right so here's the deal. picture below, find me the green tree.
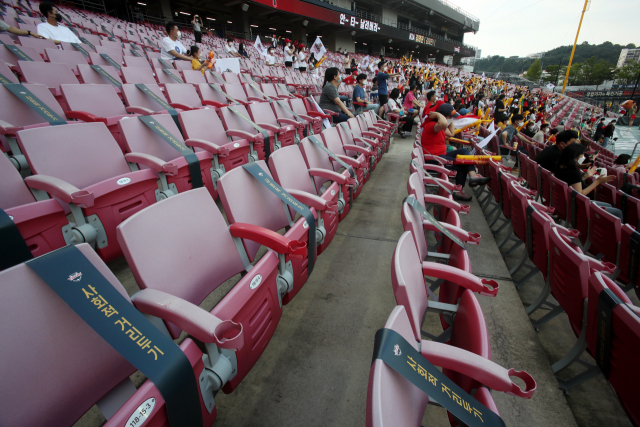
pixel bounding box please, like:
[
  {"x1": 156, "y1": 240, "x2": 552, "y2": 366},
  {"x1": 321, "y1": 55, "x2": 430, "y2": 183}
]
[
  {"x1": 525, "y1": 59, "x2": 542, "y2": 80},
  {"x1": 615, "y1": 62, "x2": 640, "y2": 85}
]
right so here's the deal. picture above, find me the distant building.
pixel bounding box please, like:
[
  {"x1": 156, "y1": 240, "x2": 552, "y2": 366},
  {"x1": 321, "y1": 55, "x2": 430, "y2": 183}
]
[
  {"x1": 527, "y1": 52, "x2": 545, "y2": 59},
  {"x1": 617, "y1": 48, "x2": 640, "y2": 68},
  {"x1": 475, "y1": 49, "x2": 481, "y2": 59}
]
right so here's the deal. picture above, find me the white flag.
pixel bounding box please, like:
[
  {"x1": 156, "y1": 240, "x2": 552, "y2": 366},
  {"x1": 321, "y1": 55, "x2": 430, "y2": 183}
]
[
  {"x1": 309, "y1": 36, "x2": 326, "y2": 61},
  {"x1": 254, "y1": 35, "x2": 267, "y2": 57},
  {"x1": 495, "y1": 71, "x2": 500, "y2": 78},
  {"x1": 416, "y1": 59, "x2": 420, "y2": 67},
  {"x1": 360, "y1": 55, "x2": 370, "y2": 69},
  {"x1": 478, "y1": 131, "x2": 496, "y2": 148},
  {"x1": 487, "y1": 120, "x2": 495, "y2": 133},
  {"x1": 481, "y1": 72, "x2": 485, "y2": 79},
  {"x1": 546, "y1": 83, "x2": 555, "y2": 90},
  {"x1": 369, "y1": 61, "x2": 377, "y2": 73}
]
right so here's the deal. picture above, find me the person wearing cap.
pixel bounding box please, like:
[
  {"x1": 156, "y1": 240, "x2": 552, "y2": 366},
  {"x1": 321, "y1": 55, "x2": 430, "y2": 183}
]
[
  {"x1": 284, "y1": 39, "x2": 294, "y2": 68},
  {"x1": 352, "y1": 73, "x2": 379, "y2": 114},
  {"x1": 421, "y1": 103, "x2": 490, "y2": 201}
]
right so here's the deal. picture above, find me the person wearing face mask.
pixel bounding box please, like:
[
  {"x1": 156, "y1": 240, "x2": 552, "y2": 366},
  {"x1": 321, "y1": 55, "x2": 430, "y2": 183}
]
[
  {"x1": 37, "y1": 3, "x2": 82, "y2": 44},
  {"x1": 283, "y1": 39, "x2": 294, "y2": 68},
  {"x1": 318, "y1": 67, "x2": 354, "y2": 124},
  {"x1": 160, "y1": 22, "x2": 191, "y2": 62},
  {"x1": 376, "y1": 61, "x2": 401, "y2": 118},
  {"x1": 224, "y1": 39, "x2": 241, "y2": 58},
  {"x1": 533, "y1": 123, "x2": 548, "y2": 144},
  {"x1": 421, "y1": 103, "x2": 490, "y2": 202},
  {"x1": 265, "y1": 47, "x2": 278, "y2": 67},
  {"x1": 521, "y1": 121, "x2": 536, "y2": 138},
  {"x1": 189, "y1": 45, "x2": 211, "y2": 76},
  {"x1": 535, "y1": 130, "x2": 578, "y2": 173},
  {"x1": 500, "y1": 114, "x2": 529, "y2": 172}
]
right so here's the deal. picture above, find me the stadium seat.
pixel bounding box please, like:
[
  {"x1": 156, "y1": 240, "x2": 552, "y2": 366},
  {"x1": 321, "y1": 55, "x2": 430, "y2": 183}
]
[
  {"x1": 121, "y1": 65, "x2": 157, "y2": 85},
  {"x1": 247, "y1": 101, "x2": 298, "y2": 148},
  {"x1": 268, "y1": 143, "x2": 342, "y2": 254},
  {"x1": 77, "y1": 64, "x2": 123, "y2": 95},
  {"x1": 117, "y1": 187, "x2": 307, "y2": 392},
  {"x1": 118, "y1": 113, "x2": 223, "y2": 199},
  {"x1": 163, "y1": 83, "x2": 208, "y2": 110},
  {"x1": 17, "y1": 122, "x2": 161, "y2": 262},
  {"x1": 0, "y1": 242, "x2": 237, "y2": 426},
  {"x1": 44, "y1": 48, "x2": 88, "y2": 77},
  {"x1": 121, "y1": 82, "x2": 173, "y2": 114},
  {"x1": 0, "y1": 153, "x2": 68, "y2": 261},
  {"x1": 321, "y1": 126, "x2": 370, "y2": 192},
  {"x1": 17, "y1": 60, "x2": 80, "y2": 110},
  {"x1": 218, "y1": 104, "x2": 274, "y2": 161},
  {"x1": 587, "y1": 202, "x2": 621, "y2": 267},
  {"x1": 221, "y1": 83, "x2": 252, "y2": 106},
  {"x1": 218, "y1": 160, "x2": 323, "y2": 304},
  {"x1": 182, "y1": 69, "x2": 207, "y2": 84}
]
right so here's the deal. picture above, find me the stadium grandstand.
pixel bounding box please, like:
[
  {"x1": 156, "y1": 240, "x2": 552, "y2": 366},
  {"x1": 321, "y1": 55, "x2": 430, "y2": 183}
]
[{"x1": 0, "y1": 0, "x2": 638, "y2": 427}]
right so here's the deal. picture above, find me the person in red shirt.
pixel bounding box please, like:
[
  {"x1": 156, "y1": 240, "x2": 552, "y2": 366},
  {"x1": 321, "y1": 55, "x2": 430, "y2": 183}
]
[{"x1": 421, "y1": 103, "x2": 490, "y2": 201}]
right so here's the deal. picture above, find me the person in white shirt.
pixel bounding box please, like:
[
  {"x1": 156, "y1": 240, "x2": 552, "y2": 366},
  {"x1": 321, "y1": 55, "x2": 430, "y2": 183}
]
[
  {"x1": 37, "y1": 3, "x2": 82, "y2": 44},
  {"x1": 160, "y1": 22, "x2": 191, "y2": 62},
  {"x1": 283, "y1": 39, "x2": 294, "y2": 68},
  {"x1": 224, "y1": 39, "x2": 241, "y2": 58},
  {"x1": 265, "y1": 47, "x2": 278, "y2": 67},
  {"x1": 297, "y1": 46, "x2": 307, "y2": 72}
]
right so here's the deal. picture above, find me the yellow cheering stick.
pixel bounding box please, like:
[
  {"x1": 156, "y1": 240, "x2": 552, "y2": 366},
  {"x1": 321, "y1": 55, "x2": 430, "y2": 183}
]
[
  {"x1": 456, "y1": 155, "x2": 502, "y2": 161},
  {"x1": 629, "y1": 155, "x2": 640, "y2": 173},
  {"x1": 448, "y1": 137, "x2": 472, "y2": 145},
  {"x1": 314, "y1": 56, "x2": 327, "y2": 68},
  {"x1": 453, "y1": 120, "x2": 482, "y2": 134}
]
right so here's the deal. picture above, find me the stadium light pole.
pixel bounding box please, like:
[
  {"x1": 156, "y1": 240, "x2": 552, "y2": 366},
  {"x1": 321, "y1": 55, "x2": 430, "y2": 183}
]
[{"x1": 561, "y1": 0, "x2": 590, "y2": 94}]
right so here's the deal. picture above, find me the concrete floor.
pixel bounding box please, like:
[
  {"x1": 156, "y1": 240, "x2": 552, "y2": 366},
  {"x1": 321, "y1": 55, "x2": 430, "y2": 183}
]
[{"x1": 74, "y1": 128, "x2": 633, "y2": 426}]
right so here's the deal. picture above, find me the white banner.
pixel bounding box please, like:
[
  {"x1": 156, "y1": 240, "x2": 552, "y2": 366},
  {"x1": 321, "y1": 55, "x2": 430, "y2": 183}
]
[
  {"x1": 309, "y1": 36, "x2": 326, "y2": 61},
  {"x1": 254, "y1": 35, "x2": 268, "y2": 57},
  {"x1": 478, "y1": 131, "x2": 497, "y2": 148},
  {"x1": 214, "y1": 58, "x2": 241, "y2": 74}
]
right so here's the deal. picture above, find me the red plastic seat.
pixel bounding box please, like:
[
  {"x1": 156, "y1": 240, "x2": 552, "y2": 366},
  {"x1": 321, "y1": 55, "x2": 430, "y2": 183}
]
[
  {"x1": 587, "y1": 202, "x2": 621, "y2": 266},
  {"x1": 221, "y1": 83, "x2": 251, "y2": 106},
  {"x1": 218, "y1": 104, "x2": 274, "y2": 161},
  {"x1": 17, "y1": 60, "x2": 79, "y2": 110},
  {"x1": 0, "y1": 243, "x2": 230, "y2": 426},
  {"x1": 76, "y1": 64, "x2": 123, "y2": 94},
  {"x1": 268, "y1": 143, "x2": 342, "y2": 254},
  {"x1": 44, "y1": 48, "x2": 88, "y2": 77},
  {"x1": 121, "y1": 65, "x2": 156, "y2": 84},
  {"x1": 290, "y1": 97, "x2": 325, "y2": 134},
  {"x1": 320, "y1": 126, "x2": 370, "y2": 194},
  {"x1": 182, "y1": 69, "x2": 206, "y2": 84},
  {"x1": 217, "y1": 161, "x2": 319, "y2": 304},
  {"x1": 121, "y1": 82, "x2": 173, "y2": 114},
  {"x1": 246, "y1": 101, "x2": 297, "y2": 148},
  {"x1": 549, "y1": 174, "x2": 570, "y2": 222},
  {"x1": 163, "y1": 83, "x2": 207, "y2": 110},
  {"x1": 17, "y1": 122, "x2": 161, "y2": 262}
]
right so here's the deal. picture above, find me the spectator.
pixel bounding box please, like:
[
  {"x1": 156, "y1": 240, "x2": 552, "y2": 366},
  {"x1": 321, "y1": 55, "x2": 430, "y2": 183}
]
[
  {"x1": 494, "y1": 94, "x2": 507, "y2": 123},
  {"x1": 265, "y1": 46, "x2": 277, "y2": 67},
  {"x1": 238, "y1": 43, "x2": 250, "y2": 58},
  {"x1": 602, "y1": 120, "x2": 616, "y2": 148},
  {"x1": 283, "y1": 39, "x2": 294, "y2": 68},
  {"x1": 403, "y1": 84, "x2": 421, "y2": 121},
  {"x1": 376, "y1": 61, "x2": 401, "y2": 117},
  {"x1": 629, "y1": 105, "x2": 638, "y2": 129},
  {"x1": 318, "y1": 67, "x2": 354, "y2": 124},
  {"x1": 37, "y1": 3, "x2": 82, "y2": 44},
  {"x1": 297, "y1": 45, "x2": 307, "y2": 73},
  {"x1": 344, "y1": 52, "x2": 351, "y2": 73},
  {"x1": 0, "y1": 19, "x2": 45, "y2": 39},
  {"x1": 500, "y1": 114, "x2": 528, "y2": 172},
  {"x1": 160, "y1": 22, "x2": 191, "y2": 62},
  {"x1": 224, "y1": 38, "x2": 241, "y2": 58},
  {"x1": 593, "y1": 117, "x2": 606, "y2": 142},
  {"x1": 370, "y1": 77, "x2": 378, "y2": 102},
  {"x1": 422, "y1": 90, "x2": 438, "y2": 118},
  {"x1": 420, "y1": 103, "x2": 490, "y2": 201},
  {"x1": 353, "y1": 73, "x2": 379, "y2": 114},
  {"x1": 189, "y1": 45, "x2": 210, "y2": 76},
  {"x1": 548, "y1": 128, "x2": 559, "y2": 144},
  {"x1": 613, "y1": 154, "x2": 631, "y2": 171},
  {"x1": 521, "y1": 121, "x2": 536, "y2": 138},
  {"x1": 535, "y1": 129, "x2": 578, "y2": 173},
  {"x1": 387, "y1": 88, "x2": 413, "y2": 138},
  {"x1": 191, "y1": 15, "x2": 202, "y2": 43},
  {"x1": 556, "y1": 120, "x2": 565, "y2": 132},
  {"x1": 533, "y1": 123, "x2": 549, "y2": 144},
  {"x1": 554, "y1": 144, "x2": 620, "y2": 218}
]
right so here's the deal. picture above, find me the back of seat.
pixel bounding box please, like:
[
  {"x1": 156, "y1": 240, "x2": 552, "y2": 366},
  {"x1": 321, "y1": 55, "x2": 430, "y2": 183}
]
[{"x1": 0, "y1": 83, "x2": 66, "y2": 130}]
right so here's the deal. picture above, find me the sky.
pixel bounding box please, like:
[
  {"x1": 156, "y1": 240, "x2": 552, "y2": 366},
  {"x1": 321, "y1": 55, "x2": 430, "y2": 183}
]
[{"x1": 449, "y1": 0, "x2": 638, "y2": 58}]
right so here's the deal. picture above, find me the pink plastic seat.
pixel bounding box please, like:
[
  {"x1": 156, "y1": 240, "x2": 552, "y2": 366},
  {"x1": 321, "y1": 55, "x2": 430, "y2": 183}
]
[
  {"x1": 94, "y1": 46, "x2": 124, "y2": 65},
  {"x1": 219, "y1": 104, "x2": 274, "y2": 161},
  {"x1": 247, "y1": 101, "x2": 297, "y2": 148},
  {"x1": 587, "y1": 202, "x2": 621, "y2": 266},
  {"x1": 0, "y1": 60, "x2": 19, "y2": 83},
  {"x1": 17, "y1": 60, "x2": 79, "y2": 110},
  {"x1": 182, "y1": 69, "x2": 206, "y2": 84},
  {"x1": 88, "y1": 51, "x2": 123, "y2": 76},
  {"x1": 118, "y1": 113, "x2": 225, "y2": 198},
  {"x1": 0, "y1": 242, "x2": 235, "y2": 426},
  {"x1": 117, "y1": 187, "x2": 306, "y2": 392},
  {"x1": 44, "y1": 48, "x2": 88, "y2": 77},
  {"x1": 223, "y1": 71, "x2": 241, "y2": 85},
  {"x1": 121, "y1": 65, "x2": 156, "y2": 84},
  {"x1": 243, "y1": 82, "x2": 270, "y2": 103},
  {"x1": 549, "y1": 174, "x2": 570, "y2": 222},
  {"x1": 268, "y1": 143, "x2": 342, "y2": 253},
  {"x1": 163, "y1": 83, "x2": 206, "y2": 110},
  {"x1": 221, "y1": 83, "x2": 251, "y2": 106},
  {"x1": 17, "y1": 122, "x2": 161, "y2": 262},
  {"x1": 121, "y1": 82, "x2": 173, "y2": 114},
  {"x1": 347, "y1": 117, "x2": 384, "y2": 162},
  {"x1": 77, "y1": 63, "x2": 123, "y2": 94},
  {"x1": 196, "y1": 82, "x2": 234, "y2": 109},
  {"x1": 218, "y1": 161, "x2": 319, "y2": 304},
  {"x1": 17, "y1": 36, "x2": 56, "y2": 59},
  {"x1": 122, "y1": 54, "x2": 151, "y2": 70},
  {"x1": 0, "y1": 153, "x2": 68, "y2": 261},
  {"x1": 585, "y1": 272, "x2": 640, "y2": 424},
  {"x1": 156, "y1": 68, "x2": 185, "y2": 85},
  {"x1": 179, "y1": 107, "x2": 252, "y2": 173},
  {"x1": 595, "y1": 182, "x2": 616, "y2": 206},
  {"x1": 336, "y1": 121, "x2": 379, "y2": 171}
]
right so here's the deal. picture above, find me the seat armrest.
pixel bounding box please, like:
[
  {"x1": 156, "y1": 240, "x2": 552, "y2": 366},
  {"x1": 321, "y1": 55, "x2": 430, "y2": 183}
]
[
  {"x1": 322, "y1": 110, "x2": 339, "y2": 117},
  {"x1": 247, "y1": 96, "x2": 265, "y2": 103},
  {"x1": 230, "y1": 223, "x2": 307, "y2": 258},
  {"x1": 65, "y1": 110, "x2": 107, "y2": 123},
  {"x1": 424, "y1": 154, "x2": 450, "y2": 165},
  {"x1": 255, "y1": 122, "x2": 281, "y2": 133},
  {"x1": 286, "y1": 189, "x2": 339, "y2": 213},
  {"x1": 586, "y1": 257, "x2": 616, "y2": 274},
  {"x1": 424, "y1": 194, "x2": 470, "y2": 214},
  {"x1": 357, "y1": 136, "x2": 382, "y2": 147},
  {"x1": 24, "y1": 175, "x2": 94, "y2": 207},
  {"x1": 202, "y1": 100, "x2": 227, "y2": 108},
  {"x1": 420, "y1": 340, "x2": 536, "y2": 399},
  {"x1": 277, "y1": 117, "x2": 304, "y2": 128},
  {"x1": 424, "y1": 177, "x2": 462, "y2": 192},
  {"x1": 125, "y1": 106, "x2": 154, "y2": 115},
  {"x1": 133, "y1": 289, "x2": 243, "y2": 350},
  {"x1": 422, "y1": 262, "x2": 498, "y2": 296},
  {"x1": 168, "y1": 102, "x2": 196, "y2": 111},
  {"x1": 124, "y1": 152, "x2": 179, "y2": 175},
  {"x1": 422, "y1": 220, "x2": 480, "y2": 245},
  {"x1": 334, "y1": 154, "x2": 365, "y2": 168},
  {"x1": 424, "y1": 163, "x2": 457, "y2": 177},
  {"x1": 343, "y1": 144, "x2": 372, "y2": 156},
  {"x1": 361, "y1": 130, "x2": 382, "y2": 139},
  {"x1": 308, "y1": 168, "x2": 356, "y2": 187},
  {"x1": 185, "y1": 138, "x2": 229, "y2": 156},
  {"x1": 226, "y1": 129, "x2": 262, "y2": 143},
  {"x1": 298, "y1": 113, "x2": 320, "y2": 122},
  {"x1": 531, "y1": 201, "x2": 554, "y2": 214}
]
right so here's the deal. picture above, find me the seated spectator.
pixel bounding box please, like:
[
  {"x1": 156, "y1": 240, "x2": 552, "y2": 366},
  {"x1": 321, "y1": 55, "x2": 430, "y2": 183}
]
[
  {"x1": 613, "y1": 154, "x2": 631, "y2": 172},
  {"x1": 238, "y1": 43, "x2": 250, "y2": 58},
  {"x1": 387, "y1": 88, "x2": 413, "y2": 138},
  {"x1": 402, "y1": 84, "x2": 421, "y2": 120},
  {"x1": 318, "y1": 67, "x2": 354, "y2": 124},
  {"x1": 533, "y1": 123, "x2": 549, "y2": 144},
  {"x1": 601, "y1": 120, "x2": 616, "y2": 148},
  {"x1": 548, "y1": 128, "x2": 559, "y2": 144},
  {"x1": 37, "y1": 3, "x2": 82, "y2": 44},
  {"x1": 353, "y1": 73, "x2": 379, "y2": 114},
  {"x1": 420, "y1": 103, "x2": 490, "y2": 201},
  {"x1": 554, "y1": 143, "x2": 620, "y2": 219},
  {"x1": 521, "y1": 121, "x2": 536, "y2": 138},
  {"x1": 225, "y1": 39, "x2": 242, "y2": 58},
  {"x1": 500, "y1": 114, "x2": 528, "y2": 172},
  {"x1": 1, "y1": 19, "x2": 45, "y2": 39},
  {"x1": 535, "y1": 129, "x2": 578, "y2": 173},
  {"x1": 189, "y1": 45, "x2": 211, "y2": 76},
  {"x1": 265, "y1": 46, "x2": 278, "y2": 67},
  {"x1": 161, "y1": 22, "x2": 191, "y2": 63},
  {"x1": 370, "y1": 77, "x2": 379, "y2": 102}
]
